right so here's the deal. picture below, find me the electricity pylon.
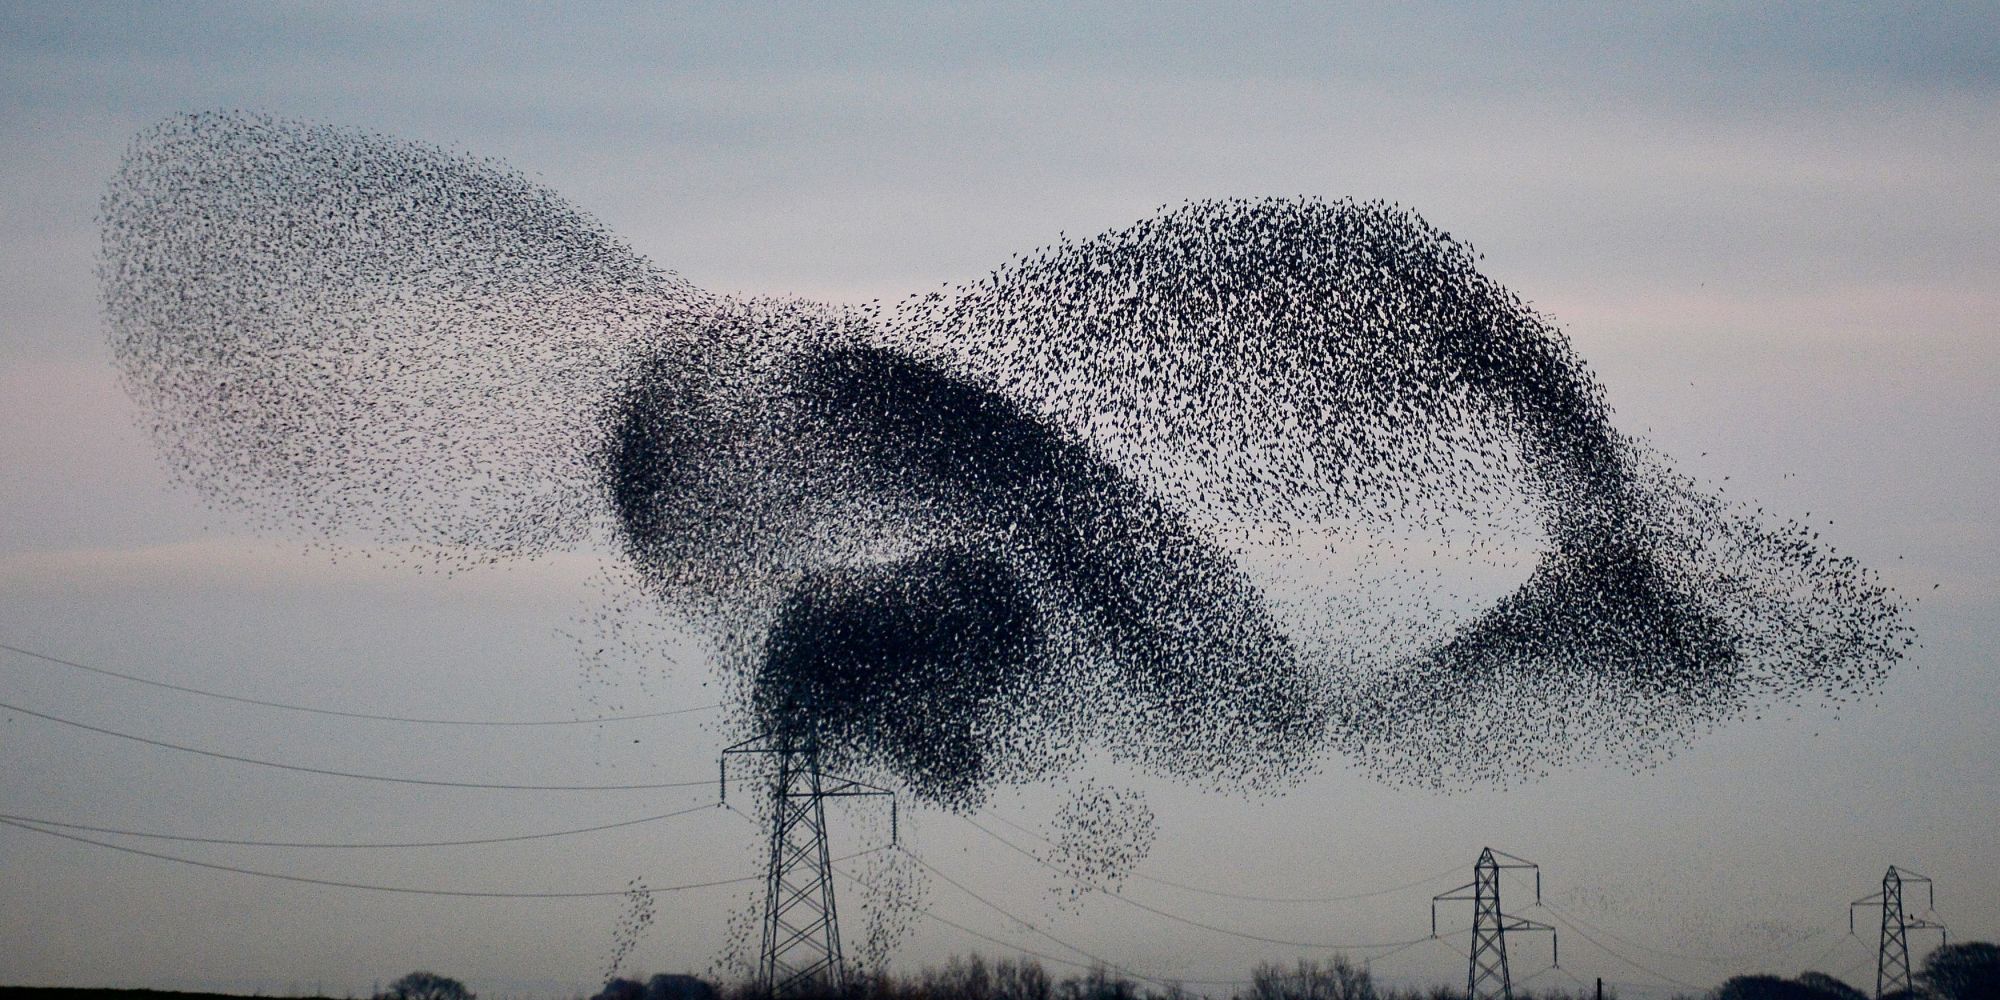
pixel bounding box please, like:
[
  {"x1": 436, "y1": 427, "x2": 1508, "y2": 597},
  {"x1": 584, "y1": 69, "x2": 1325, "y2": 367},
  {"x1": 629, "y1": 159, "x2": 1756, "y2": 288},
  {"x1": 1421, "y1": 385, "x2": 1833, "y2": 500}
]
[
  {"x1": 1434, "y1": 848, "x2": 1557, "y2": 1000},
  {"x1": 722, "y1": 732, "x2": 894, "y2": 998},
  {"x1": 1851, "y1": 866, "x2": 1947, "y2": 999}
]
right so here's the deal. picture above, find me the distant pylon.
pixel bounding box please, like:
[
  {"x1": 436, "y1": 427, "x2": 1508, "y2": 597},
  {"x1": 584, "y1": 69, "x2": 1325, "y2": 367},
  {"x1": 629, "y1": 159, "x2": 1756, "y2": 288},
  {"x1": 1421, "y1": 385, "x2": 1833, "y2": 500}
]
[
  {"x1": 722, "y1": 732, "x2": 895, "y2": 998},
  {"x1": 1851, "y1": 866, "x2": 1948, "y2": 999},
  {"x1": 1433, "y1": 848, "x2": 1557, "y2": 1000}
]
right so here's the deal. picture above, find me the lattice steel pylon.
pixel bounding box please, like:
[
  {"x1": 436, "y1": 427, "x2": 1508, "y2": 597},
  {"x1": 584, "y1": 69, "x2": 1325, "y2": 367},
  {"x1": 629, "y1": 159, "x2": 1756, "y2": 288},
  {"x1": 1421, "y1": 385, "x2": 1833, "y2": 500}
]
[
  {"x1": 1433, "y1": 848, "x2": 1557, "y2": 1000},
  {"x1": 1851, "y1": 866, "x2": 1948, "y2": 999},
  {"x1": 723, "y1": 732, "x2": 894, "y2": 998}
]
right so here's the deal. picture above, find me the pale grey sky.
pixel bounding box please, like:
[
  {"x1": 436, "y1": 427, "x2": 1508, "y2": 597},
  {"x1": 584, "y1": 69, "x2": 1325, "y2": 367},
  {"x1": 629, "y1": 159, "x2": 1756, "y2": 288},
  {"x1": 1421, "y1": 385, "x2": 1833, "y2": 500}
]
[{"x1": 2, "y1": 4, "x2": 1997, "y2": 998}]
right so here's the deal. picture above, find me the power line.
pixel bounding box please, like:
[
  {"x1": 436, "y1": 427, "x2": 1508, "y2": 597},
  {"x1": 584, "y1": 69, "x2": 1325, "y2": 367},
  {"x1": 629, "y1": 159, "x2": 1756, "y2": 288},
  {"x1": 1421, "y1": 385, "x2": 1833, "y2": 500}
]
[
  {"x1": 895, "y1": 844, "x2": 1158, "y2": 986},
  {"x1": 1551, "y1": 962, "x2": 1593, "y2": 992},
  {"x1": 961, "y1": 813, "x2": 1060, "y2": 868},
  {"x1": 2, "y1": 813, "x2": 891, "y2": 899},
  {"x1": 870, "y1": 879, "x2": 1107, "y2": 973},
  {"x1": 867, "y1": 843, "x2": 1454, "y2": 993},
  {"x1": 982, "y1": 809, "x2": 1461, "y2": 905},
  {"x1": 1133, "y1": 861, "x2": 1468, "y2": 905},
  {"x1": 0, "y1": 815, "x2": 750, "y2": 898},
  {"x1": 1514, "y1": 964, "x2": 1558, "y2": 989},
  {"x1": 1600, "y1": 980, "x2": 1693, "y2": 1000},
  {"x1": 1545, "y1": 905, "x2": 1832, "y2": 967},
  {"x1": 831, "y1": 862, "x2": 1249, "y2": 991},
  {"x1": 1377, "y1": 933, "x2": 1462, "y2": 965},
  {"x1": 830, "y1": 863, "x2": 1117, "y2": 977},
  {"x1": 1535, "y1": 903, "x2": 1708, "y2": 994},
  {"x1": 960, "y1": 813, "x2": 1432, "y2": 952},
  {"x1": 0, "y1": 800, "x2": 717, "y2": 849},
  {"x1": 0, "y1": 640, "x2": 719, "y2": 725},
  {"x1": 1106, "y1": 883, "x2": 1436, "y2": 952},
  {"x1": 1500, "y1": 872, "x2": 1832, "y2": 968},
  {"x1": 1795, "y1": 928, "x2": 1864, "y2": 974},
  {"x1": 847, "y1": 821, "x2": 1458, "y2": 993},
  {"x1": 1537, "y1": 897, "x2": 1834, "y2": 974},
  {"x1": 0, "y1": 698, "x2": 712, "y2": 791},
  {"x1": 1832, "y1": 948, "x2": 1876, "y2": 987}
]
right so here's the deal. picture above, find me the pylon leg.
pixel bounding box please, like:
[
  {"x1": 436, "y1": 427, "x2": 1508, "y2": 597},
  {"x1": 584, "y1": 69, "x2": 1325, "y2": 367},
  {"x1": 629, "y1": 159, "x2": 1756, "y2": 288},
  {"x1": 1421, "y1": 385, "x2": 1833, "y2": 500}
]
[
  {"x1": 1468, "y1": 848, "x2": 1514, "y2": 1000},
  {"x1": 1877, "y1": 869, "x2": 1909, "y2": 999},
  {"x1": 758, "y1": 740, "x2": 844, "y2": 998}
]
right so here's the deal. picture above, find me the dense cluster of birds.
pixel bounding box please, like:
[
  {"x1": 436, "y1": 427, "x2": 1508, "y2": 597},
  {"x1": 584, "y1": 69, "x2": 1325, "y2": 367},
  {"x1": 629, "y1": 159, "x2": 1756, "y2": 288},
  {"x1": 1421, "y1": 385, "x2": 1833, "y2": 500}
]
[
  {"x1": 606, "y1": 876, "x2": 658, "y2": 983},
  {"x1": 1046, "y1": 782, "x2": 1157, "y2": 908},
  {"x1": 103, "y1": 113, "x2": 1914, "y2": 809}
]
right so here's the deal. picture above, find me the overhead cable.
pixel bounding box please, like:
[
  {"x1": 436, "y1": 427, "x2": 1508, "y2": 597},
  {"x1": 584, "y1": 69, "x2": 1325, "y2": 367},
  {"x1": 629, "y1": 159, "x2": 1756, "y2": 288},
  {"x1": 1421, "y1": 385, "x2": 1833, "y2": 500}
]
[
  {"x1": 960, "y1": 813, "x2": 1434, "y2": 952},
  {"x1": 0, "y1": 698, "x2": 710, "y2": 791},
  {"x1": 982, "y1": 809, "x2": 1462, "y2": 905},
  {"x1": 0, "y1": 640, "x2": 718, "y2": 725},
  {"x1": 0, "y1": 815, "x2": 752, "y2": 897},
  {"x1": 0, "y1": 800, "x2": 716, "y2": 849}
]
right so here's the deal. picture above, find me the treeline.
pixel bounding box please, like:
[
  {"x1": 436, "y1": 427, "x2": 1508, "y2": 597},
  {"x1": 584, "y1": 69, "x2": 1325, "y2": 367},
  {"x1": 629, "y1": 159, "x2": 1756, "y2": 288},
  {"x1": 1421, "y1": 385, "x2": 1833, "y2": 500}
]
[
  {"x1": 590, "y1": 940, "x2": 1997, "y2": 1000},
  {"x1": 1707, "y1": 942, "x2": 2000, "y2": 1000},
  {"x1": 601, "y1": 954, "x2": 1597, "y2": 1000}
]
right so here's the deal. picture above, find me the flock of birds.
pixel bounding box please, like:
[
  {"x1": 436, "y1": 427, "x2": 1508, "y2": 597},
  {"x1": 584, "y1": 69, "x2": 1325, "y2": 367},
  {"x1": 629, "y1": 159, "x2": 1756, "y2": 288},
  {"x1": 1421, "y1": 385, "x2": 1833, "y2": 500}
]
[
  {"x1": 1046, "y1": 781, "x2": 1158, "y2": 909},
  {"x1": 101, "y1": 112, "x2": 1914, "y2": 817},
  {"x1": 607, "y1": 876, "x2": 658, "y2": 983}
]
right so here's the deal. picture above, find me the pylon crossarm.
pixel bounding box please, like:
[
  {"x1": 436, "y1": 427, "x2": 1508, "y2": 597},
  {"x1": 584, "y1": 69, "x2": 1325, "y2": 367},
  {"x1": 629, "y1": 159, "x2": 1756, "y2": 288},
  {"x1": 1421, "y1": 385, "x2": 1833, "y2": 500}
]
[
  {"x1": 1502, "y1": 917, "x2": 1557, "y2": 966},
  {"x1": 813, "y1": 788, "x2": 893, "y2": 800},
  {"x1": 1850, "y1": 897, "x2": 1884, "y2": 934},
  {"x1": 1432, "y1": 883, "x2": 1478, "y2": 937},
  {"x1": 1906, "y1": 917, "x2": 1948, "y2": 940},
  {"x1": 723, "y1": 734, "x2": 779, "y2": 754},
  {"x1": 1484, "y1": 852, "x2": 1543, "y2": 903},
  {"x1": 780, "y1": 772, "x2": 897, "y2": 845},
  {"x1": 718, "y1": 739, "x2": 766, "y2": 803},
  {"x1": 719, "y1": 730, "x2": 823, "y2": 803},
  {"x1": 1895, "y1": 872, "x2": 1937, "y2": 910},
  {"x1": 815, "y1": 772, "x2": 894, "y2": 796}
]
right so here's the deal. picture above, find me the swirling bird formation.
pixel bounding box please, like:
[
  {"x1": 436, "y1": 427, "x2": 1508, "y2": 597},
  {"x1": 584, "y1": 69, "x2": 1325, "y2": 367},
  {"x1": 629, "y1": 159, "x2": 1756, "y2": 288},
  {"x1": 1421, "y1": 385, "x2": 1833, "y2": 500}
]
[{"x1": 102, "y1": 112, "x2": 1913, "y2": 807}]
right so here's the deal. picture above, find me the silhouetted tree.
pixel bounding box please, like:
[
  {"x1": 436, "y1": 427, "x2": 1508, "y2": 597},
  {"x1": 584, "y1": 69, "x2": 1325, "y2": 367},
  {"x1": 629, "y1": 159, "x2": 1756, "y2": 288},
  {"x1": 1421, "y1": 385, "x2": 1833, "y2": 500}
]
[
  {"x1": 994, "y1": 958, "x2": 1055, "y2": 1000},
  {"x1": 923, "y1": 954, "x2": 995, "y2": 1000},
  {"x1": 1922, "y1": 943, "x2": 2000, "y2": 1000},
  {"x1": 376, "y1": 972, "x2": 474, "y2": 1000},
  {"x1": 595, "y1": 975, "x2": 718, "y2": 1000},
  {"x1": 1795, "y1": 972, "x2": 1867, "y2": 1000},
  {"x1": 595, "y1": 979, "x2": 647, "y2": 1000},
  {"x1": 1248, "y1": 956, "x2": 1375, "y2": 1000},
  {"x1": 1057, "y1": 965, "x2": 1138, "y2": 1000},
  {"x1": 650, "y1": 973, "x2": 721, "y2": 1000},
  {"x1": 1711, "y1": 975, "x2": 1840, "y2": 1000}
]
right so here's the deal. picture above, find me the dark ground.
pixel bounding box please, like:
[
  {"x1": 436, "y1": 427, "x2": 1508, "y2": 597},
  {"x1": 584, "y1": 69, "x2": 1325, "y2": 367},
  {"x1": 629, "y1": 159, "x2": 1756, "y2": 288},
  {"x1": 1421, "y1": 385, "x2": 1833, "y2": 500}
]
[{"x1": 2, "y1": 990, "x2": 338, "y2": 1000}]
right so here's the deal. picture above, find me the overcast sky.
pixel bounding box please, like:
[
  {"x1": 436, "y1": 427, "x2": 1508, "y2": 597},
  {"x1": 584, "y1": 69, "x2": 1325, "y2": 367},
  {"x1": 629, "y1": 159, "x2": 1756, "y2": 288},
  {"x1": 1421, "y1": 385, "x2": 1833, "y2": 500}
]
[{"x1": 2, "y1": 4, "x2": 1997, "y2": 998}]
